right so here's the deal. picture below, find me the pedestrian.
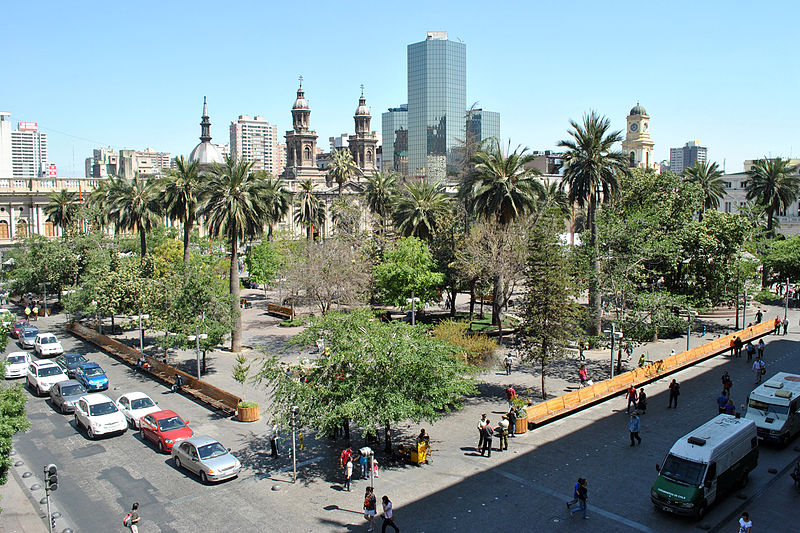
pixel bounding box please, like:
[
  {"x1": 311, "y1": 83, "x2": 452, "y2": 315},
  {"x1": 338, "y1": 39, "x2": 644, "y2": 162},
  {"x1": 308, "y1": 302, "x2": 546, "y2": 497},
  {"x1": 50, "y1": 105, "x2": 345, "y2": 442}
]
[
  {"x1": 569, "y1": 478, "x2": 588, "y2": 519},
  {"x1": 668, "y1": 379, "x2": 680, "y2": 408},
  {"x1": 757, "y1": 339, "x2": 765, "y2": 359},
  {"x1": 626, "y1": 385, "x2": 638, "y2": 413},
  {"x1": 480, "y1": 419, "x2": 494, "y2": 457},
  {"x1": 344, "y1": 457, "x2": 353, "y2": 491},
  {"x1": 578, "y1": 364, "x2": 589, "y2": 387},
  {"x1": 745, "y1": 341, "x2": 755, "y2": 361},
  {"x1": 738, "y1": 511, "x2": 752, "y2": 533},
  {"x1": 359, "y1": 449, "x2": 370, "y2": 479},
  {"x1": 505, "y1": 386, "x2": 517, "y2": 409},
  {"x1": 725, "y1": 398, "x2": 736, "y2": 415},
  {"x1": 722, "y1": 371, "x2": 733, "y2": 393},
  {"x1": 717, "y1": 390, "x2": 729, "y2": 414},
  {"x1": 363, "y1": 486, "x2": 377, "y2": 531},
  {"x1": 638, "y1": 353, "x2": 646, "y2": 367},
  {"x1": 566, "y1": 477, "x2": 582, "y2": 511},
  {"x1": 578, "y1": 343, "x2": 586, "y2": 361},
  {"x1": 783, "y1": 317, "x2": 789, "y2": 335},
  {"x1": 498, "y1": 415, "x2": 509, "y2": 451},
  {"x1": 504, "y1": 354, "x2": 513, "y2": 375},
  {"x1": 774, "y1": 316, "x2": 781, "y2": 335},
  {"x1": 32, "y1": 304, "x2": 39, "y2": 320},
  {"x1": 629, "y1": 411, "x2": 642, "y2": 446},
  {"x1": 372, "y1": 458, "x2": 380, "y2": 478},
  {"x1": 444, "y1": 294, "x2": 451, "y2": 310},
  {"x1": 507, "y1": 408, "x2": 517, "y2": 437},
  {"x1": 753, "y1": 358, "x2": 766, "y2": 384},
  {"x1": 756, "y1": 309, "x2": 763, "y2": 323},
  {"x1": 729, "y1": 336, "x2": 736, "y2": 357},
  {"x1": 381, "y1": 495, "x2": 399, "y2": 533},
  {"x1": 316, "y1": 337, "x2": 325, "y2": 353},
  {"x1": 477, "y1": 414, "x2": 487, "y2": 451},
  {"x1": 637, "y1": 388, "x2": 647, "y2": 413},
  {"x1": 24, "y1": 306, "x2": 30, "y2": 321},
  {"x1": 269, "y1": 422, "x2": 279, "y2": 458},
  {"x1": 733, "y1": 336, "x2": 743, "y2": 358},
  {"x1": 340, "y1": 445, "x2": 354, "y2": 469},
  {"x1": 127, "y1": 502, "x2": 140, "y2": 533}
]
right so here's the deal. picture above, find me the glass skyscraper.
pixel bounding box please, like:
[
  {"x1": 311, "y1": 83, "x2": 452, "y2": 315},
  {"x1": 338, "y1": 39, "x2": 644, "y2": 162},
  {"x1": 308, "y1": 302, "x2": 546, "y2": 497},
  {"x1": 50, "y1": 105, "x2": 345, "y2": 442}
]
[
  {"x1": 466, "y1": 109, "x2": 500, "y2": 146},
  {"x1": 381, "y1": 104, "x2": 408, "y2": 175},
  {"x1": 407, "y1": 32, "x2": 466, "y2": 181}
]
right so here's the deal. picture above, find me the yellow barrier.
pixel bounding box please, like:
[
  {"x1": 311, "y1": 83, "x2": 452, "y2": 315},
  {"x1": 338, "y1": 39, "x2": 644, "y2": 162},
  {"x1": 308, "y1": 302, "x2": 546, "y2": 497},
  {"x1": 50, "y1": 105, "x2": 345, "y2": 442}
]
[{"x1": 527, "y1": 320, "x2": 775, "y2": 426}]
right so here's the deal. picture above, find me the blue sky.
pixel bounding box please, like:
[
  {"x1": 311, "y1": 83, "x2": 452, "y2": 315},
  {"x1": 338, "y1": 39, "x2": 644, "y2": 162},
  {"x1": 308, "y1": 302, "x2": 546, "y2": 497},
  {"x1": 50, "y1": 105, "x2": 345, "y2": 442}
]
[{"x1": 3, "y1": 0, "x2": 798, "y2": 176}]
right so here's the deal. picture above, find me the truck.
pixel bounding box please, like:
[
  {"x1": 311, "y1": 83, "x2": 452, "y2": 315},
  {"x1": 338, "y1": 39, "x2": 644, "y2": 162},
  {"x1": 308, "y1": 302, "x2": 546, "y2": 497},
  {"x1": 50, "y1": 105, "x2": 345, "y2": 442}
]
[
  {"x1": 651, "y1": 414, "x2": 758, "y2": 518},
  {"x1": 744, "y1": 372, "x2": 800, "y2": 445}
]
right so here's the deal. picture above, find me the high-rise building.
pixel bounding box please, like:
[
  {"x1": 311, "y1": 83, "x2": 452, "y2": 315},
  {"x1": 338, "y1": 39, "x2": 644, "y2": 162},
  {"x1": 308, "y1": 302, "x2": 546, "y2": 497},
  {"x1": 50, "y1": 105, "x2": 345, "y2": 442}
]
[
  {"x1": 0, "y1": 112, "x2": 12, "y2": 179},
  {"x1": 466, "y1": 109, "x2": 500, "y2": 145},
  {"x1": 230, "y1": 115, "x2": 280, "y2": 175},
  {"x1": 382, "y1": 104, "x2": 408, "y2": 175},
  {"x1": 10, "y1": 121, "x2": 48, "y2": 178},
  {"x1": 118, "y1": 148, "x2": 172, "y2": 178},
  {"x1": 621, "y1": 103, "x2": 656, "y2": 170},
  {"x1": 407, "y1": 31, "x2": 466, "y2": 181},
  {"x1": 669, "y1": 141, "x2": 708, "y2": 174}
]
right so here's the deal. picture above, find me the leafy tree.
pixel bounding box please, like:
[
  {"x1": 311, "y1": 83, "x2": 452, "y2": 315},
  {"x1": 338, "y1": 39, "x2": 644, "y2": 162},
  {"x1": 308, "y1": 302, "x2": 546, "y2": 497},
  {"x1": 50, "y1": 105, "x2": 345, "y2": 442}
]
[
  {"x1": 365, "y1": 171, "x2": 399, "y2": 236},
  {"x1": 683, "y1": 161, "x2": 725, "y2": 219},
  {"x1": 0, "y1": 384, "x2": 30, "y2": 493},
  {"x1": 105, "y1": 174, "x2": 164, "y2": 257},
  {"x1": 293, "y1": 179, "x2": 326, "y2": 240},
  {"x1": 558, "y1": 111, "x2": 629, "y2": 335},
  {"x1": 245, "y1": 240, "x2": 283, "y2": 298},
  {"x1": 162, "y1": 156, "x2": 201, "y2": 263},
  {"x1": 7, "y1": 235, "x2": 78, "y2": 302},
  {"x1": 764, "y1": 234, "x2": 800, "y2": 282},
  {"x1": 519, "y1": 211, "x2": 583, "y2": 399},
  {"x1": 373, "y1": 237, "x2": 444, "y2": 311},
  {"x1": 328, "y1": 148, "x2": 357, "y2": 196},
  {"x1": 254, "y1": 309, "x2": 477, "y2": 452},
  {"x1": 44, "y1": 189, "x2": 78, "y2": 237},
  {"x1": 392, "y1": 180, "x2": 450, "y2": 241},
  {"x1": 429, "y1": 206, "x2": 465, "y2": 317},
  {"x1": 151, "y1": 239, "x2": 185, "y2": 279},
  {"x1": 198, "y1": 157, "x2": 271, "y2": 352}
]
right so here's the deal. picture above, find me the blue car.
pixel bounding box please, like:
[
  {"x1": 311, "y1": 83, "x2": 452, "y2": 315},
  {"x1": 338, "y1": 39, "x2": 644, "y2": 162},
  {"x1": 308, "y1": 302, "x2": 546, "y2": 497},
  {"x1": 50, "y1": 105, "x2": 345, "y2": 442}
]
[{"x1": 74, "y1": 362, "x2": 109, "y2": 391}]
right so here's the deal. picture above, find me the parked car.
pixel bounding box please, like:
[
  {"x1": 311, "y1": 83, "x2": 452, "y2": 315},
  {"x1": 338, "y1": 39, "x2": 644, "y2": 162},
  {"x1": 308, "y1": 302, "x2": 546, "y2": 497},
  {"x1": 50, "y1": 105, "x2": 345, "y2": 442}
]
[
  {"x1": 139, "y1": 410, "x2": 193, "y2": 453},
  {"x1": 74, "y1": 362, "x2": 109, "y2": 391},
  {"x1": 73, "y1": 393, "x2": 127, "y2": 439},
  {"x1": 11, "y1": 320, "x2": 30, "y2": 339},
  {"x1": 34, "y1": 333, "x2": 64, "y2": 357},
  {"x1": 116, "y1": 392, "x2": 160, "y2": 428},
  {"x1": 4, "y1": 351, "x2": 31, "y2": 379},
  {"x1": 49, "y1": 380, "x2": 88, "y2": 414},
  {"x1": 19, "y1": 327, "x2": 40, "y2": 349},
  {"x1": 54, "y1": 353, "x2": 88, "y2": 378},
  {"x1": 26, "y1": 360, "x2": 68, "y2": 396},
  {"x1": 0, "y1": 308, "x2": 16, "y2": 328},
  {"x1": 172, "y1": 435, "x2": 241, "y2": 484}
]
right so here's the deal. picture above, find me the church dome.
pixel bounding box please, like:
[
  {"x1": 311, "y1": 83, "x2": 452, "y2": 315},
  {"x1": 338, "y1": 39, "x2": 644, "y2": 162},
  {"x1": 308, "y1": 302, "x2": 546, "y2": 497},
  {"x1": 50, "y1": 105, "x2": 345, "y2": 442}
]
[
  {"x1": 189, "y1": 142, "x2": 223, "y2": 165},
  {"x1": 355, "y1": 95, "x2": 369, "y2": 116},
  {"x1": 293, "y1": 87, "x2": 309, "y2": 110},
  {"x1": 630, "y1": 104, "x2": 647, "y2": 116}
]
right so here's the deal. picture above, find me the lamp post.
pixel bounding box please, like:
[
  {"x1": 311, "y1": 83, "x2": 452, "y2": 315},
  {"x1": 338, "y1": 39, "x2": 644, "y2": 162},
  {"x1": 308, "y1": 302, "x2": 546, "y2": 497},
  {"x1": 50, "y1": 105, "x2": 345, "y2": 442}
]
[
  {"x1": 686, "y1": 310, "x2": 698, "y2": 351},
  {"x1": 138, "y1": 312, "x2": 150, "y2": 353},
  {"x1": 785, "y1": 277, "x2": 790, "y2": 321},
  {"x1": 406, "y1": 294, "x2": 420, "y2": 326},
  {"x1": 603, "y1": 325, "x2": 623, "y2": 378},
  {"x1": 291, "y1": 405, "x2": 299, "y2": 483},
  {"x1": 90, "y1": 299, "x2": 98, "y2": 333},
  {"x1": 187, "y1": 328, "x2": 208, "y2": 380}
]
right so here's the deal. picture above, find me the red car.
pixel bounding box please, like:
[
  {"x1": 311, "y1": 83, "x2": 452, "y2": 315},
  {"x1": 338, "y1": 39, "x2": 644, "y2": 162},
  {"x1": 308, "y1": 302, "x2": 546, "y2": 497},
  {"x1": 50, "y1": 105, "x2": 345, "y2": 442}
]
[
  {"x1": 139, "y1": 410, "x2": 193, "y2": 453},
  {"x1": 11, "y1": 320, "x2": 29, "y2": 339}
]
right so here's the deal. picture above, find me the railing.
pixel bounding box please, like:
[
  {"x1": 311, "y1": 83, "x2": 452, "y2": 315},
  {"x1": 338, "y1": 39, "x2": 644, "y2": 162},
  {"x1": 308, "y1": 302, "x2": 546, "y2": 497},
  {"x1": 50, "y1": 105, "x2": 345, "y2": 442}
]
[{"x1": 526, "y1": 320, "x2": 776, "y2": 426}]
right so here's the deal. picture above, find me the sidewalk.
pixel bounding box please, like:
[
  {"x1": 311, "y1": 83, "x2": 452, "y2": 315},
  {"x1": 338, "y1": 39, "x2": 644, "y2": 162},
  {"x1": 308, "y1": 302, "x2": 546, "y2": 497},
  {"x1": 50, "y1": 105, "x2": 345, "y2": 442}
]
[{"x1": 0, "y1": 462, "x2": 47, "y2": 533}]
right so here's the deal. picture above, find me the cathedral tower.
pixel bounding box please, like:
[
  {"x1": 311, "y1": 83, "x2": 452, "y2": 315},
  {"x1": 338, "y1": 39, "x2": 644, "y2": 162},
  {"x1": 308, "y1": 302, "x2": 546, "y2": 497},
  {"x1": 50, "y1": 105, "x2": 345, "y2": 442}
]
[
  {"x1": 621, "y1": 103, "x2": 655, "y2": 170},
  {"x1": 348, "y1": 88, "x2": 379, "y2": 175},
  {"x1": 282, "y1": 79, "x2": 321, "y2": 180}
]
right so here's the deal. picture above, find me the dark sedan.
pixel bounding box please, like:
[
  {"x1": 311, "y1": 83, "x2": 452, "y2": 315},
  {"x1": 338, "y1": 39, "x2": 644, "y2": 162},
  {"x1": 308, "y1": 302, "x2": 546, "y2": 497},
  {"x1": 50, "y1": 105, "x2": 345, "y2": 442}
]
[
  {"x1": 55, "y1": 353, "x2": 88, "y2": 378},
  {"x1": 49, "y1": 380, "x2": 88, "y2": 414}
]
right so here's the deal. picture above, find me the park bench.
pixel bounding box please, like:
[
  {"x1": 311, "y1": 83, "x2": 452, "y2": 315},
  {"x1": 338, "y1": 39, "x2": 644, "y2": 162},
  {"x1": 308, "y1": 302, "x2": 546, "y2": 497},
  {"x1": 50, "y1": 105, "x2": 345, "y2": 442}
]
[{"x1": 267, "y1": 303, "x2": 294, "y2": 320}]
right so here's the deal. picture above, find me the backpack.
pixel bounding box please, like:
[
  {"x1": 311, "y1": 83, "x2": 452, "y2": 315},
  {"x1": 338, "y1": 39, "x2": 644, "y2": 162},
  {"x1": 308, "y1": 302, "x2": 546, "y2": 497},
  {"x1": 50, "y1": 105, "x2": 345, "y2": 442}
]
[{"x1": 123, "y1": 513, "x2": 132, "y2": 527}]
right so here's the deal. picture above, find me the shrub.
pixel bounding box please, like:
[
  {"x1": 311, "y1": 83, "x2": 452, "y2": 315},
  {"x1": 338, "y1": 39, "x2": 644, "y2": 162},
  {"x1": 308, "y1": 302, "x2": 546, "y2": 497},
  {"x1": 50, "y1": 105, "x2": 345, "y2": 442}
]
[{"x1": 433, "y1": 319, "x2": 496, "y2": 367}]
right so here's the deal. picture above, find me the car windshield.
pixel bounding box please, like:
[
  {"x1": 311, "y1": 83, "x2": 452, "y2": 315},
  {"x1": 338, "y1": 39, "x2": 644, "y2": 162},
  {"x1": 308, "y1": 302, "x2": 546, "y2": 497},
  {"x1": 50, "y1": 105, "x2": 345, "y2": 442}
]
[
  {"x1": 661, "y1": 454, "x2": 706, "y2": 486},
  {"x1": 15, "y1": 322, "x2": 29, "y2": 329},
  {"x1": 748, "y1": 399, "x2": 789, "y2": 416},
  {"x1": 131, "y1": 398, "x2": 155, "y2": 410},
  {"x1": 61, "y1": 384, "x2": 85, "y2": 396},
  {"x1": 198, "y1": 442, "x2": 228, "y2": 459},
  {"x1": 89, "y1": 402, "x2": 118, "y2": 416},
  {"x1": 66, "y1": 355, "x2": 86, "y2": 364},
  {"x1": 23, "y1": 330, "x2": 38, "y2": 337},
  {"x1": 84, "y1": 367, "x2": 104, "y2": 377},
  {"x1": 38, "y1": 367, "x2": 63, "y2": 377},
  {"x1": 157, "y1": 416, "x2": 186, "y2": 431},
  {"x1": 40, "y1": 337, "x2": 56, "y2": 344},
  {"x1": 7, "y1": 355, "x2": 25, "y2": 364}
]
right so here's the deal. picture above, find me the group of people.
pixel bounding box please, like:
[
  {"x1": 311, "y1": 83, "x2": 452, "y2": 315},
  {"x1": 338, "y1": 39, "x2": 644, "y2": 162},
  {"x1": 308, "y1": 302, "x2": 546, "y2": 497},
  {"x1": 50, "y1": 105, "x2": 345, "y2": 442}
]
[
  {"x1": 361, "y1": 488, "x2": 399, "y2": 533},
  {"x1": 339, "y1": 447, "x2": 397, "y2": 532},
  {"x1": 23, "y1": 303, "x2": 40, "y2": 320},
  {"x1": 340, "y1": 445, "x2": 380, "y2": 490},
  {"x1": 477, "y1": 410, "x2": 516, "y2": 457},
  {"x1": 625, "y1": 385, "x2": 647, "y2": 413}
]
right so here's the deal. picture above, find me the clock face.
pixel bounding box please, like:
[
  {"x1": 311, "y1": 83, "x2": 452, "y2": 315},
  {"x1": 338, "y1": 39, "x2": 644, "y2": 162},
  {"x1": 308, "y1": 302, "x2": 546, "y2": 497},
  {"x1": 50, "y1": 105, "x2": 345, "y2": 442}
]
[{"x1": 630, "y1": 123, "x2": 639, "y2": 132}]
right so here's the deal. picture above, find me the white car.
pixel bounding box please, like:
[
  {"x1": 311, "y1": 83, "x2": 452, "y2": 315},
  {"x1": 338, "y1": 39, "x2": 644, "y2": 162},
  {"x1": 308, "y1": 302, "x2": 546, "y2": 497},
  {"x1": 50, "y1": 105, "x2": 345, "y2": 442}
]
[
  {"x1": 4, "y1": 351, "x2": 31, "y2": 379},
  {"x1": 26, "y1": 360, "x2": 69, "y2": 396},
  {"x1": 34, "y1": 333, "x2": 64, "y2": 357},
  {"x1": 116, "y1": 392, "x2": 161, "y2": 428},
  {"x1": 73, "y1": 394, "x2": 128, "y2": 439}
]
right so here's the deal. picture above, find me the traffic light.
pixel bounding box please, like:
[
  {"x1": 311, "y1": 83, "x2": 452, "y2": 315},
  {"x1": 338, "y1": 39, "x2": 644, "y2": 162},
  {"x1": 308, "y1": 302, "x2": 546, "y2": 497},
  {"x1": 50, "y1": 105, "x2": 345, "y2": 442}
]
[{"x1": 44, "y1": 464, "x2": 58, "y2": 492}]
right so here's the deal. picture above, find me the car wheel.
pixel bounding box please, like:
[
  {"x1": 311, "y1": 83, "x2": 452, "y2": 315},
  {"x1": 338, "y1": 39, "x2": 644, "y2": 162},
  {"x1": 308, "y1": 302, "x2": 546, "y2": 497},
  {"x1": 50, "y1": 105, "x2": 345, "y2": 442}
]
[
  {"x1": 60, "y1": 402, "x2": 68, "y2": 415},
  {"x1": 175, "y1": 456, "x2": 182, "y2": 470},
  {"x1": 158, "y1": 441, "x2": 165, "y2": 453},
  {"x1": 87, "y1": 426, "x2": 95, "y2": 440},
  {"x1": 200, "y1": 471, "x2": 208, "y2": 484},
  {"x1": 696, "y1": 504, "x2": 707, "y2": 520},
  {"x1": 74, "y1": 414, "x2": 80, "y2": 429},
  {"x1": 139, "y1": 428, "x2": 145, "y2": 440},
  {"x1": 35, "y1": 384, "x2": 42, "y2": 397}
]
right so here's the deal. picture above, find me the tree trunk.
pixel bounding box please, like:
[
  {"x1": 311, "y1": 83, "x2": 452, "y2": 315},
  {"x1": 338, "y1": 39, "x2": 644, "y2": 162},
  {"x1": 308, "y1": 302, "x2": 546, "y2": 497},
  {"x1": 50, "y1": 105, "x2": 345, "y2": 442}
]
[
  {"x1": 588, "y1": 200, "x2": 601, "y2": 336},
  {"x1": 541, "y1": 354, "x2": 547, "y2": 400},
  {"x1": 139, "y1": 223, "x2": 147, "y2": 258},
  {"x1": 384, "y1": 422, "x2": 392, "y2": 453},
  {"x1": 469, "y1": 280, "x2": 475, "y2": 320},
  {"x1": 449, "y1": 288, "x2": 457, "y2": 318},
  {"x1": 762, "y1": 210, "x2": 774, "y2": 288},
  {"x1": 183, "y1": 218, "x2": 192, "y2": 264},
  {"x1": 267, "y1": 225, "x2": 273, "y2": 242},
  {"x1": 343, "y1": 420, "x2": 350, "y2": 441},
  {"x1": 111, "y1": 313, "x2": 116, "y2": 335},
  {"x1": 230, "y1": 232, "x2": 242, "y2": 352},
  {"x1": 493, "y1": 273, "x2": 503, "y2": 342}
]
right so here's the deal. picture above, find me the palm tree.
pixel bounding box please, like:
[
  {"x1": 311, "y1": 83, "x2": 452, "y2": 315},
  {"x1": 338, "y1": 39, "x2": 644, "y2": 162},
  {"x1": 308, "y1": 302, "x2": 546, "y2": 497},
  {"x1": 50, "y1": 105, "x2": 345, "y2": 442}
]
[
  {"x1": 365, "y1": 171, "x2": 399, "y2": 235},
  {"x1": 86, "y1": 178, "x2": 113, "y2": 232},
  {"x1": 328, "y1": 149, "x2": 357, "y2": 196},
  {"x1": 44, "y1": 189, "x2": 78, "y2": 237},
  {"x1": 392, "y1": 180, "x2": 450, "y2": 241},
  {"x1": 534, "y1": 179, "x2": 571, "y2": 223},
  {"x1": 162, "y1": 156, "x2": 201, "y2": 263},
  {"x1": 683, "y1": 161, "x2": 725, "y2": 220},
  {"x1": 198, "y1": 157, "x2": 272, "y2": 352},
  {"x1": 746, "y1": 157, "x2": 800, "y2": 287},
  {"x1": 558, "y1": 111, "x2": 629, "y2": 335},
  {"x1": 261, "y1": 173, "x2": 291, "y2": 241},
  {"x1": 293, "y1": 179, "x2": 326, "y2": 240},
  {"x1": 461, "y1": 138, "x2": 542, "y2": 329},
  {"x1": 105, "y1": 174, "x2": 163, "y2": 257}
]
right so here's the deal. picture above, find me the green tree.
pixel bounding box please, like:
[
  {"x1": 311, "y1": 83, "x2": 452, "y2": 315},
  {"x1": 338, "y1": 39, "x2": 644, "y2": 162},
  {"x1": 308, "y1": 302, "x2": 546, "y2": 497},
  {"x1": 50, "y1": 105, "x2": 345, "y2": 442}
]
[
  {"x1": 0, "y1": 381, "x2": 30, "y2": 495},
  {"x1": 393, "y1": 180, "x2": 450, "y2": 241},
  {"x1": 293, "y1": 179, "x2": 326, "y2": 240},
  {"x1": 199, "y1": 157, "x2": 271, "y2": 352},
  {"x1": 328, "y1": 149, "x2": 357, "y2": 197},
  {"x1": 245, "y1": 240, "x2": 283, "y2": 298},
  {"x1": 373, "y1": 237, "x2": 444, "y2": 313},
  {"x1": 558, "y1": 110, "x2": 629, "y2": 335},
  {"x1": 162, "y1": 156, "x2": 201, "y2": 263},
  {"x1": 7, "y1": 235, "x2": 78, "y2": 302},
  {"x1": 254, "y1": 309, "x2": 477, "y2": 452},
  {"x1": 520, "y1": 212, "x2": 583, "y2": 399},
  {"x1": 105, "y1": 174, "x2": 164, "y2": 257},
  {"x1": 365, "y1": 171, "x2": 399, "y2": 236},
  {"x1": 764, "y1": 234, "x2": 800, "y2": 282},
  {"x1": 683, "y1": 160, "x2": 725, "y2": 219},
  {"x1": 44, "y1": 189, "x2": 78, "y2": 237}
]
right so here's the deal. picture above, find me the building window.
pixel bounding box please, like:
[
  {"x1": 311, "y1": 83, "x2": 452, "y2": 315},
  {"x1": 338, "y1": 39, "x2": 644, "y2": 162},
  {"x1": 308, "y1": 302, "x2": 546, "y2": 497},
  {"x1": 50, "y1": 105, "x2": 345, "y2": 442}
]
[
  {"x1": 366, "y1": 150, "x2": 373, "y2": 163},
  {"x1": 45, "y1": 221, "x2": 55, "y2": 237},
  {"x1": 724, "y1": 202, "x2": 732, "y2": 213},
  {"x1": 629, "y1": 152, "x2": 635, "y2": 167},
  {"x1": 741, "y1": 181, "x2": 748, "y2": 189},
  {"x1": 0, "y1": 221, "x2": 7, "y2": 239},
  {"x1": 15, "y1": 220, "x2": 27, "y2": 238},
  {"x1": 304, "y1": 146, "x2": 311, "y2": 161}
]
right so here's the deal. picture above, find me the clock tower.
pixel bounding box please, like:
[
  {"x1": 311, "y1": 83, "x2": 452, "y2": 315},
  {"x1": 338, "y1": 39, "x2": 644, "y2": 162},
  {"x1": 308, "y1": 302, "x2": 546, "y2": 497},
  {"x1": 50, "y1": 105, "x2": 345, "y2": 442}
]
[{"x1": 621, "y1": 103, "x2": 655, "y2": 170}]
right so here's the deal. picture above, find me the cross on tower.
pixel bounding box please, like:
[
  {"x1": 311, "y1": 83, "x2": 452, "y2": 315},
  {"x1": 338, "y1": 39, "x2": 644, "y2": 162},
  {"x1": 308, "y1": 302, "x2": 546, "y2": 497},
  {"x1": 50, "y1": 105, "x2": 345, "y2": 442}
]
[
  {"x1": 360, "y1": 84, "x2": 365, "y2": 95},
  {"x1": 298, "y1": 75, "x2": 303, "y2": 87}
]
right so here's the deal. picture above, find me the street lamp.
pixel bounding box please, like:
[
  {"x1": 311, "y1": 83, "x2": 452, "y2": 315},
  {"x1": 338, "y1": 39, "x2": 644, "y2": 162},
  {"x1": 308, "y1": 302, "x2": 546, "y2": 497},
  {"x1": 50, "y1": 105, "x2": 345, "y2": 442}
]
[
  {"x1": 406, "y1": 295, "x2": 420, "y2": 326},
  {"x1": 187, "y1": 329, "x2": 208, "y2": 380},
  {"x1": 138, "y1": 313, "x2": 150, "y2": 353},
  {"x1": 291, "y1": 405, "x2": 299, "y2": 483},
  {"x1": 684, "y1": 310, "x2": 698, "y2": 351},
  {"x1": 603, "y1": 325, "x2": 623, "y2": 378}
]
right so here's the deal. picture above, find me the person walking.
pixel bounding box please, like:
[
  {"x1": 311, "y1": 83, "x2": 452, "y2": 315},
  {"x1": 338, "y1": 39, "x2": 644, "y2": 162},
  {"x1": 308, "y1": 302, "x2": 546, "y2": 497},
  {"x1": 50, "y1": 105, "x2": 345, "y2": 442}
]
[
  {"x1": 783, "y1": 317, "x2": 789, "y2": 335},
  {"x1": 745, "y1": 341, "x2": 755, "y2": 361},
  {"x1": 566, "y1": 477, "x2": 582, "y2": 511},
  {"x1": 363, "y1": 486, "x2": 377, "y2": 531},
  {"x1": 381, "y1": 495, "x2": 399, "y2": 533},
  {"x1": 774, "y1": 316, "x2": 781, "y2": 335},
  {"x1": 477, "y1": 414, "x2": 487, "y2": 451},
  {"x1": 733, "y1": 336, "x2": 743, "y2": 358},
  {"x1": 505, "y1": 386, "x2": 517, "y2": 409},
  {"x1": 340, "y1": 445, "x2": 354, "y2": 469},
  {"x1": 637, "y1": 388, "x2": 647, "y2": 413},
  {"x1": 722, "y1": 371, "x2": 733, "y2": 393},
  {"x1": 717, "y1": 390, "x2": 729, "y2": 414},
  {"x1": 568, "y1": 478, "x2": 588, "y2": 519},
  {"x1": 480, "y1": 419, "x2": 494, "y2": 457},
  {"x1": 24, "y1": 306, "x2": 31, "y2": 321},
  {"x1": 757, "y1": 339, "x2": 765, "y2": 359},
  {"x1": 629, "y1": 412, "x2": 642, "y2": 446},
  {"x1": 344, "y1": 457, "x2": 353, "y2": 491},
  {"x1": 498, "y1": 415, "x2": 509, "y2": 451},
  {"x1": 31, "y1": 304, "x2": 39, "y2": 320},
  {"x1": 753, "y1": 358, "x2": 766, "y2": 384},
  {"x1": 359, "y1": 448, "x2": 370, "y2": 480},
  {"x1": 579, "y1": 364, "x2": 589, "y2": 387},
  {"x1": 668, "y1": 379, "x2": 680, "y2": 408},
  {"x1": 725, "y1": 398, "x2": 736, "y2": 415},
  {"x1": 504, "y1": 354, "x2": 513, "y2": 375},
  {"x1": 269, "y1": 422, "x2": 279, "y2": 458},
  {"x1": 756, "y1": 309, "x2": 763, "y2": 323},
  {"x1": 626, "y1": 385, "x2": 638, "y2": 413},
  {"x1": 507, "y1": 408, "x2": 517, "y2": 437},
  {"x1": 127, "y1": 502, "x2": 140, "y2": 533},
  {"x1": 738, "y1": 512, "x2": 752, "y2": 533}
]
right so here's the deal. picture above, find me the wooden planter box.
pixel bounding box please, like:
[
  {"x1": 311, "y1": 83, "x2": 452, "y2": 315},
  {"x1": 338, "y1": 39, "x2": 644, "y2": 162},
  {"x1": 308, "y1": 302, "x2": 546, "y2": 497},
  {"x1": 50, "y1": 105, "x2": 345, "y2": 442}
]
[
  {"x1": 237, "y1": 404, "x2": 260, "y2": 422},
  {"x1": 515, "y1": 414, "x2": 528, "y2": 434}
]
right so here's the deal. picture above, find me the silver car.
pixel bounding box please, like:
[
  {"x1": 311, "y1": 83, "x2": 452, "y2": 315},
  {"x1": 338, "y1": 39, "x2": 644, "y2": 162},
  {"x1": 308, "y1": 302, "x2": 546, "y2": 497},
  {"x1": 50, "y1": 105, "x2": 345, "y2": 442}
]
[
  {"x1": 49, "y1": 380, "x2": 88, "y2": 414},
  {"x1": 171, "y1": 435, "x2": 241, "y2": 483}
]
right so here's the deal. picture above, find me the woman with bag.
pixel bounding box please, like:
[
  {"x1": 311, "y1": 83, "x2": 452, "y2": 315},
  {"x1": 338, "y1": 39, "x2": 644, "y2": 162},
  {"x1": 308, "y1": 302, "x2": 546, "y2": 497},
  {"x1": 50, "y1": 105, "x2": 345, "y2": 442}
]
[{"x1": 363, "y1": 486, "x2": 377, "y2": 531}]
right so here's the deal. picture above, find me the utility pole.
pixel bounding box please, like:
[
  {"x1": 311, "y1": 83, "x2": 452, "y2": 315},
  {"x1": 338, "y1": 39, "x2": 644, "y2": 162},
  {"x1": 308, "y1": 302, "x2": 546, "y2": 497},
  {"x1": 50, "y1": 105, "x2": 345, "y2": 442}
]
[
  {"x1": 785, "y1": 277, "x2": 790, "y2": 321},
  {"x1": 291, "y1": 406, "x2": 299, "y2": 483}
]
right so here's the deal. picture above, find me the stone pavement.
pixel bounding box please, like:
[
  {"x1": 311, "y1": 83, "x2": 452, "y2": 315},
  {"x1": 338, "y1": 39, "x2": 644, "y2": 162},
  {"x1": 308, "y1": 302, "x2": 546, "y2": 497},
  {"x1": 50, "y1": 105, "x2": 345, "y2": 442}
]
[{"x1": 0, "y1": 467, "x2": 47, "y2": 533}]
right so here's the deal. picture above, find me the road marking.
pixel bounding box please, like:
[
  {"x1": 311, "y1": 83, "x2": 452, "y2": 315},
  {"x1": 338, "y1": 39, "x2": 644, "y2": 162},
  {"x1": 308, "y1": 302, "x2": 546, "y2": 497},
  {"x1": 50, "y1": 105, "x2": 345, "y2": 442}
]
[{"x1": 494, "y1": 469, "x2": 658, "y2": 533}]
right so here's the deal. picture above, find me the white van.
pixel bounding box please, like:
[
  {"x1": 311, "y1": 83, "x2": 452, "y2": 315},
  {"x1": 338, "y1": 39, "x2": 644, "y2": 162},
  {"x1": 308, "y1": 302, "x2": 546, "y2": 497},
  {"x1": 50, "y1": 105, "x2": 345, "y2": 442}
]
[
  {"x1": 744, "y1": 372, "x2": 800, "y2": 445},
  {"x1": 651, "y1": 415, "x2": 758, "y2": 518}
]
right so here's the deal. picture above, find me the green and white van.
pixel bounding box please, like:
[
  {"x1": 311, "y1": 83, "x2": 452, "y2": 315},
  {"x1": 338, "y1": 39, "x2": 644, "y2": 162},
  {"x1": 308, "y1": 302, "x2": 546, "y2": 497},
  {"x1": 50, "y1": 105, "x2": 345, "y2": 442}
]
[
  {"x1": 651, "y1": 414, "x2": 758, "y2": 518},
  {"x1": 744, "y1": 372, "x2": 800, "y2": 445}
]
